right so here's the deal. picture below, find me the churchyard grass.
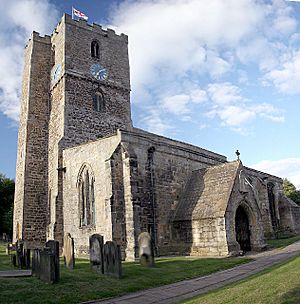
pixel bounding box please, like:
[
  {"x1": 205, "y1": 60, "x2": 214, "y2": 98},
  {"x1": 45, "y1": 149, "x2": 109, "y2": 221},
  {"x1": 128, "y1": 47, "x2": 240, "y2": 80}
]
[
  {"x1": 266, "y1": 233, "x2": 300, "y2": 249},
  {"x1": 0, "y1": 241, "x2": 251, "y2": 304},
  {"x1": 181, "y1": 254, "x2": 300, "y2": 304}
]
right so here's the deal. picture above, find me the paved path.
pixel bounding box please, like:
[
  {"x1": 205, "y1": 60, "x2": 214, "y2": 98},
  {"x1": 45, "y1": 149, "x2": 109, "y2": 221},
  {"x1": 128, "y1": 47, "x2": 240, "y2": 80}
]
[
  {"x1": 0, "y1": 270, "x2": 32, "y2": 278},
  {"x1": 85, "y1": 241, "x2": 300, "y2": 304}
]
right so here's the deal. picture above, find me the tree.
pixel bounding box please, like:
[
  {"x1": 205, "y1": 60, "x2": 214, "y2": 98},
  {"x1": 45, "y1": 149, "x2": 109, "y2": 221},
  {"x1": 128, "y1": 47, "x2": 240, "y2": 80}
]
[
  {"x1": 0, "y1": 173, "x2": 15, "y2": 237},
  {"x1": 283, "y1": 178, "x2": 300, "y2": 206}
]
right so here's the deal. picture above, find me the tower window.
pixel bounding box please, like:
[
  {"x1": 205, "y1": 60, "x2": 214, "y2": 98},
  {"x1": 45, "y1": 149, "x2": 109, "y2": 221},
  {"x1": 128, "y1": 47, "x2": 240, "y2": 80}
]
[
  {"x1": 91, "y1": 40, "x2": 99, "y2": 58},
  {"x1": 78, "y1": 164, "x2": 95, "y2": 227},
  {"x1": 93, "y1": 92, "x2": 105, "y2": 112}
]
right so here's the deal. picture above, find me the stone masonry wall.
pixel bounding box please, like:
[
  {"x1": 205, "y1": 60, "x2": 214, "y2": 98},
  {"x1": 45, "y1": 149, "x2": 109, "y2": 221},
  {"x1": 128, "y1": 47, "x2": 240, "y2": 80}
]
[
  {"x1": 13, "y1": 32, "x2": 52, "y2": 246},
  {"x1": 119, "y1": 129, "x2": 227, "y2": 257},
  {"x1": 62, "y1": 134, "x2": 120, "y2": 256},
  {"x1": 47, "y1": 14, "x2": 132, "y2": 248}
]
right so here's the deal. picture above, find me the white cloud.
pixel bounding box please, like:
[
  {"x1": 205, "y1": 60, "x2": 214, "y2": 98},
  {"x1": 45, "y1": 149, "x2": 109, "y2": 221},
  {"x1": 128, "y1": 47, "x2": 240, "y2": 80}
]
[
  {"x1": 207, "y1": 82, "x2": 243, "y2": 105},
  {"x1": 110, "y1": 0, "x2": 268, "y2": 105},
  {"x1": 265, "y1": 50, "x2": 300, "y2": 93},
  {"x1": 205, "y1": 83, "x2": 284, "y2": 129},
  {"x1": 0, "y1": 0, "x2": 59, "y2": 121},
  {"x1": 161, "y1": 94, "x2": 190, "y2": 115},
  {"x1": 251, "y1": 158, "x2": 300, "y2": 189},
  {"x1": 140, "y1": 108, "x2": 173, "y2": 135}
]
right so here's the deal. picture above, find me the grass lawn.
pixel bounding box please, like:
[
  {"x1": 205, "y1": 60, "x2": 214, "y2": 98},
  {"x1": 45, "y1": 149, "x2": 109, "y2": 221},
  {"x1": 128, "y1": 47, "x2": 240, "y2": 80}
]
[
  {"x1": 182, "y1": 254, "x2": 300, "y2": 304},
  {"x1": 0, "y1": 242, "x2": 251, "y2": 304},
  {"x1": 266, "y1": 234, "x2": 300, "y2": 249}
]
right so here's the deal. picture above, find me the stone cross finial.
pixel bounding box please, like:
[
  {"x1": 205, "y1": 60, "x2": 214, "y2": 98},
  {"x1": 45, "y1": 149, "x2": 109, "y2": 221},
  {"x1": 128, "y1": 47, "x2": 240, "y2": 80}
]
[{"x1": 235, "y1": 149, "x2": 240, "y2": 160}]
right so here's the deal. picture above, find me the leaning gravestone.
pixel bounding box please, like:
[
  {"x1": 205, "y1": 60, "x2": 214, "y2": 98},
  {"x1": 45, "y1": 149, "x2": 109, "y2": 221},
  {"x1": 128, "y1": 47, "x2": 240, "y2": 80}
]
[
  {"x1": 46, "y1": 240, "x2": 60, "y2": 282},
  {"x1": 89, "y1": 234, "x2": 104, "y2": 274},
  {"x1": 39, "y1": 248, "x2": 56, "y2": 283},
  {"x1": 63, "y1": 233, "x2": 75, "y2": 269},
  {"x1": 103, "y1": 241, "x2": 122, "y2": 278},
  {"x1": 138, "y1": 232, "x2": 155, "y2": 267}
]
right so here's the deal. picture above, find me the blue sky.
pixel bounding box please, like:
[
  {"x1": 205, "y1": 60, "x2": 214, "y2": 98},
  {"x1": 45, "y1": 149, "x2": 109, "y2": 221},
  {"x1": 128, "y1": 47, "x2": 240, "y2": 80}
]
[{"x1": 0, "y1": 0, "x2": 300, "y2": 188}]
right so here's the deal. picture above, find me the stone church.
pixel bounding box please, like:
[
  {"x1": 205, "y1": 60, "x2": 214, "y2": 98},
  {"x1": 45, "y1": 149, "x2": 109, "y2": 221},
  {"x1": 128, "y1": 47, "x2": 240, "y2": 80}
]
[{"x1": 13, "y1": 14, "x2": 300, "y2": 261}]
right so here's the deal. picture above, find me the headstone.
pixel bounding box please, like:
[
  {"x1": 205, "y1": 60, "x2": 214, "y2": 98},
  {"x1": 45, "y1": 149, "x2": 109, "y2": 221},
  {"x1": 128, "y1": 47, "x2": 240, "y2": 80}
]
[
  {"x1": 11, "y1": 254, "x2": 17, "y2": 267},
  {"x1": 39, "y1": 248, "x2": 56, "y2": 283},
  {"x1": 2, "y1": 233, "x2": 7, "y2": 242},
  {"x1": 138, "y1": 232, "x2": 155, "y2": 267},
  {"x1": 89, "y1": 234, "x2": 104, "y2": 274},
  {"x1": 103, "y1": 241, "x2": 122, "y2": 278},
  {"x1": 46, "y1": 240, "x2": 60, "y2": 281},
  {"x1": 32, "y1": 249, "x2": 41, "y2": 278},
  {"x1": 16, "y1": 240, "x2": 24, "y2": 268},
  {"x1": 23, "y1": 242, "x2": 31, "y2": 269},
  {"x1": 63, "y1": 233, "x2": 75, "y2": 269}
]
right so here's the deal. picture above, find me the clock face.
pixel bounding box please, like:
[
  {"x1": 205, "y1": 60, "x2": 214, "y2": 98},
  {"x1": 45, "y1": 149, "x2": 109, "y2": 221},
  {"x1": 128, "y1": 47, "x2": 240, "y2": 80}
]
[
  {"x1": 90, "y1": 63, "x2": 108, "y2": 81},
  {"x1": 52, "y1": 64, "x2": 61, "y2": 83}
]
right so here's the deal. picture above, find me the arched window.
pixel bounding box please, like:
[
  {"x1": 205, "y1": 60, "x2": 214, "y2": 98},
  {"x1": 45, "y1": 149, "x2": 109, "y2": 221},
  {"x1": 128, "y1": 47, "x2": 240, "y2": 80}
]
[
  {"x1": 93, "y1": 92, "x2": 105, "y2": 112},
  {"x1": 91, "y1": 40, "x2": 99, "y2": 58},
  {"x1": 267, "y1": 183, "x2": 278, "y2": 230},
  {"x1": 78, "y1": 164, "x2": 95, "y2": 227}
]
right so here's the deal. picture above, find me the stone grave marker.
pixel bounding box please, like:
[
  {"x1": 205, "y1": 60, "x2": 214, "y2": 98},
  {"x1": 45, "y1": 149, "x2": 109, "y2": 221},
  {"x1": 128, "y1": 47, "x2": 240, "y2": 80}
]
[
  {"x1": 63, "y1": 233, "x2": 75, "y2": 269},
  {"x1": 39, "y1": 248, "x2": 56, "y2": 284},
  {"x1": 45, "y1": 240, "x2": 60, "y2": 282},
  {"x1": 103, "y1": 241, "x2": 122, "y2": 278},
  {"x1": 89, "y1": 234, "x2": 104, "y2": 274},
  {"x1": 23, "y1": 241, "x2": 31, "y2": 269},
  {"x1": 32, "y1": 249, "x2": 41, "y2": 278},
  {"x1": 138, "y1": 232, "x2": 155, "y2": 267},
  {"x1": 16, "y1": 240, "x2": 24, "y2": 268}
]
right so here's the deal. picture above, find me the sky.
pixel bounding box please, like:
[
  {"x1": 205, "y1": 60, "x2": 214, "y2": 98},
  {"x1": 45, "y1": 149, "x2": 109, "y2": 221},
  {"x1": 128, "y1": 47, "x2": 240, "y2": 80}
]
[{"x1": 0, "y1": 0, "x2": 300, "y2": 189}]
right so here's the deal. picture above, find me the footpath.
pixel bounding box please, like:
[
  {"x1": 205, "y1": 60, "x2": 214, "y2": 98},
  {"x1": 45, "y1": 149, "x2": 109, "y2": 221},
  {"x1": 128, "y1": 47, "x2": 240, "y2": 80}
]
[{"x1": 85, "y1": 241, "x2": 300, "y2": 304}]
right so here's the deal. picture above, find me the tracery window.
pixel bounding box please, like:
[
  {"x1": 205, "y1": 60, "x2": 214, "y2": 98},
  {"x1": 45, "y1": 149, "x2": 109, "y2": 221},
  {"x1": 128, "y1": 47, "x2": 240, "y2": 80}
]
[
  {"x1": 91, "y1": 40, "x2": 99, "y2": 58},
  {"x1": 78, "y1": 164, "x2": 95, "y2": 227},
  {"x1": 93, "y1": 92, "x2": 105, "y2": 112}
]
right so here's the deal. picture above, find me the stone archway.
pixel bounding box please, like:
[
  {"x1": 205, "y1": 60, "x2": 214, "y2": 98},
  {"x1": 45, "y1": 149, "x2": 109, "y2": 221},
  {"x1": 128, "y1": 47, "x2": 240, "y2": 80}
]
[{"x1": 235, "y1": 206, "x2": 251, "y2": 251}]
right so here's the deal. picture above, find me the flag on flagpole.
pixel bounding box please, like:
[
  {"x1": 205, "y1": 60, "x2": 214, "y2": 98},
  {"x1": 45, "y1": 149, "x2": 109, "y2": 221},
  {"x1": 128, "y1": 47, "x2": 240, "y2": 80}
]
[{"x1": 72, "y1": 7, "x2": 88, "y2": 20}]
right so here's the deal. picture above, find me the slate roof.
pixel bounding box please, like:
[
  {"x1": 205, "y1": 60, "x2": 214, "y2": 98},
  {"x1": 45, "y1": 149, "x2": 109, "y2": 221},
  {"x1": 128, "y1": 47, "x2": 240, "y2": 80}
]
[{"x1": 173, "y1": 161, "x2": 241, "y2": 221}]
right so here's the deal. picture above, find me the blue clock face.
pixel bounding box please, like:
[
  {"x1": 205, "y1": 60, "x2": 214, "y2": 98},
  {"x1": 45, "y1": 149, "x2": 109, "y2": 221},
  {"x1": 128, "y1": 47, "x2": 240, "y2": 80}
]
[
  {"x1": 52, "y1": 64, "x2": 61, "y2": 83},
  {"x1": 90, "y1": 63, "x2": 108, "y2": 80}
]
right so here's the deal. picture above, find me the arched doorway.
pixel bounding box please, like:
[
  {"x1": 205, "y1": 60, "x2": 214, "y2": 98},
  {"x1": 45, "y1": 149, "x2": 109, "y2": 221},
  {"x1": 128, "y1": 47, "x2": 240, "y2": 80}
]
[{"x1": 235, "y1": 206, "x2": 251, "y2": 251}]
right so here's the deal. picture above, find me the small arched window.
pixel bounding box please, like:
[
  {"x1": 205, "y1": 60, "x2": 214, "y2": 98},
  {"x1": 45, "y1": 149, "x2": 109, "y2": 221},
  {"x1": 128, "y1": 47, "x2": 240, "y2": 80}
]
[
  {"x1": 93, "y1": 92, "x2": 105, "y2": 112},
  {"x1": 78, "y1": 164, "x2": 95, "y2": 227},
  {"x1": 91, "y1": 40, "x2": 99, "y2": 58}
]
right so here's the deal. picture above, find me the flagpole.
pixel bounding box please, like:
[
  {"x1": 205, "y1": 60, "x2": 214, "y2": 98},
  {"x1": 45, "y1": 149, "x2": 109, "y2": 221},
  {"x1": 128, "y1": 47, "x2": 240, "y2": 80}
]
[{"x1": 72, "y1": 6, "x2": 74, "y2": 20}]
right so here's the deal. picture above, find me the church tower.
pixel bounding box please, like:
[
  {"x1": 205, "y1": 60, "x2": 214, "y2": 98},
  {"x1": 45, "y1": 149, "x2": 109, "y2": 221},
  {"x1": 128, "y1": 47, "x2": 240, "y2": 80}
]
[{"x1": 13, "y1": 14, "x2": 132, "y2": 247}]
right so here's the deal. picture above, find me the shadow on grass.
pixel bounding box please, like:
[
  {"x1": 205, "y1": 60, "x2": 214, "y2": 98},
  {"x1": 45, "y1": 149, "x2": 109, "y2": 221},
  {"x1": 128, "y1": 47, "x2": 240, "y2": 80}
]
[{"x1": 280, "y1": 287, "x2": 300, "y2": 304}]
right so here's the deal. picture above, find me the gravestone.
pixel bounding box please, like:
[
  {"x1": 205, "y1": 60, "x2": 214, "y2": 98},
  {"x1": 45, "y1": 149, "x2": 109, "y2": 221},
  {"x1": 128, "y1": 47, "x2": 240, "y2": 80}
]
[
  {"x1": 45, "y1": 240, "x2": 60, "y2": 281},
  {"x1": 39, "y1": 248, "x2": 56, "y2": 283},
  {"x1": 103, "y1": 241, "x2": 122, "y2": 278},
  {"x1": 32, "y1": 249, "x2": 41, "y2": 278},
  {"x1": 16, "y1": 240, "x2": 24, "y2": 268},
  {"x1": 89, "y1": 234, "x2": 104, "y2": 274},
  {"x1": 138, "y1": 232, "x2": 155, "y2": 267},
  {"x1": 63, "y1": 233, "x2": 75, "y2": 269},
  {"x1": 23, "y1": 242, "x2": 31, "y2": 269}
]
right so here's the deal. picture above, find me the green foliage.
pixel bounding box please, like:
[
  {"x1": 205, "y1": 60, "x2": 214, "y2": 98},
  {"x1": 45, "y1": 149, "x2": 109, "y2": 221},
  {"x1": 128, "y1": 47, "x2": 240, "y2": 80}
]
[
  {"x1": 0, "y1": 241, "x2": 251, "y2": 304},
  {"x1": 283, "y1": 178, "x2": 300, "y2": 205},
  {"x1": 0, "y1": 174, "x2": 15, "y2": 237}
]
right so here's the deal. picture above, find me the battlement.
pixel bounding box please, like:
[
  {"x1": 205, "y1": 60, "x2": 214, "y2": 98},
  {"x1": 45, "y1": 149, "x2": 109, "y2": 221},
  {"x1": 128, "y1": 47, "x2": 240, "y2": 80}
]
[
  {"x1": 53, "y1": 13, "x2": 128, "y2": 42},
  {"x1": 25, "y1": 31, "x2": 51, "y2": 48}
]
